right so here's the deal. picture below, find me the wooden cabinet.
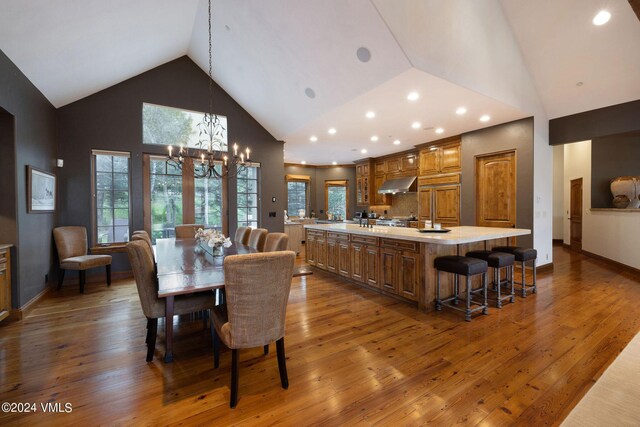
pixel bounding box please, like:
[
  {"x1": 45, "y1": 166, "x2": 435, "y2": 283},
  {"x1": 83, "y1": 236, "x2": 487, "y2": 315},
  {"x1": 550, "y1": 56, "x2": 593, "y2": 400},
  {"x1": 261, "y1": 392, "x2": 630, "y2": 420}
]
[
  {"x1": 284, "y1": 223, "x2": 303, "y2": 255},
  {"x1": 419, "y1": 187, "x2": 433, "y2": 224},
  {"x1": 385, "y1": 157, "x2": 401, "y2": 174},
  {"x1": 315, "y1": 234, "x2": 327, "y2": 270},
  {"x1": 379, "y1": 240, "x2": 420, "y2": 301},
  {"x1": 350, "y1": 242, "x2": 365, "y2": 283},
  {"x1": 373, "y1": 175, "x2": 390, "y2": 206},
  {"x1": 305, "y1": 230, "x2": 327, "y2": 268},
  {"x1": 397, "y1": 251, "x2": 420, "y2": 301},
  {"x1": 0, "y1": 246, "x2": 12, "y2": 323},
  {"x1": 419, "y1": 139, "x2": 461, "y2": 176},
  {"x1": 401, "y1": 153, "x2": 418, "y2": 172},
  {"x1": 380, "y1": 247, "x2": 398, "y2": 293},
  {"x1": 305, "y1": 231, "x2": 317, "y2": 266},
  {"x1": 326, "y1": 232, "x2": 349, "y2": 275},
  {"x1": 419, "y1": 184, "x2": 460, "y2": 228},
  {"x1": 326, "y1": 238, "x2": 338, "y2": 273},
  {"x1": 350, "y1": 235, "x2": 379, "y2": 287},
  {"x1": 364, "y1": 245, "x2": 379, "y2": 288},
  {"x1": 338, "y1": 241, "x2": 350, "y2": 277},
  {"x1": 356, "y1": 160, "x2": 373, "y2": 206},
  {"x1": 375, "y1": 161, "x2": 385, "y2": 175}
]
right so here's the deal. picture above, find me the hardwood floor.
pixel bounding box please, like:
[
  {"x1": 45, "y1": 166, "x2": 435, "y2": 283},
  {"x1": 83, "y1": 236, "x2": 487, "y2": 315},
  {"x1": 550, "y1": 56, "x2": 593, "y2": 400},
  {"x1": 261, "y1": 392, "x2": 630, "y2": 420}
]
[{"x1": 1, "y1": 245, "x2": 639, "y2": 426}]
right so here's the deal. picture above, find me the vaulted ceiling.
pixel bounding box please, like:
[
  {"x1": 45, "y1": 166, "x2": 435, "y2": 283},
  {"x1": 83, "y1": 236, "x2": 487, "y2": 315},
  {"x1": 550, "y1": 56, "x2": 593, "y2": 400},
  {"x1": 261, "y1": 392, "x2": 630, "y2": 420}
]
[{"x1": 1, "y1": 0, "x2": 638, "y2": 164}]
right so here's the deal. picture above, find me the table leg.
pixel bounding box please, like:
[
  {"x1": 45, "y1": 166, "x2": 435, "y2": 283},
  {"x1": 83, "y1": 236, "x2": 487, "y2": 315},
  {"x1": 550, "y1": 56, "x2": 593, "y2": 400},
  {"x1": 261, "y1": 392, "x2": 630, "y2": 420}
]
[{"x1": 164, "y1": 296, "x2": 174, "y2": 363}]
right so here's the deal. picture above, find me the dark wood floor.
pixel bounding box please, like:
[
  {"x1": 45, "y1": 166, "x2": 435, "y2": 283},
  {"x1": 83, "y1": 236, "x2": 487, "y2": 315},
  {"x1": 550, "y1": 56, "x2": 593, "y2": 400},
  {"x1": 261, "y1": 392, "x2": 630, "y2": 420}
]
[{"x1": 1, "y1": 245, "x2": 639, "y2": 426}]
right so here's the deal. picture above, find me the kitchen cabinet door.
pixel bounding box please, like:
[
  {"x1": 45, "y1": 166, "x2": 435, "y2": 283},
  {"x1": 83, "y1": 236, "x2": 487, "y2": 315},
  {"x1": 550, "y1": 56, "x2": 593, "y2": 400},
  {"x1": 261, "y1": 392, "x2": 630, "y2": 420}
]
[
  {"x1": 375, "y1": 161, "x2": 385, "y2": 175},
  {"x1": 441, "y1": 142, "x2": 461, "y2": 172},
  {"x1": 350, "y1": 242, "x2": 365, "y2": 283},
  {"x1": 434, "y1": 185, "x2": 460, "y2": 226},
  {"x1": 305, "y1": 234, "x2": 317, "y2": 266},
  {"x1": 402, "y1": 153, "x2": 417, "y2": 172},
  {"x1": 397, "y1": 250, "x2": 420, "y2": 301},
  {"x1": 326, "y1": 238, "x2": 338, "y2": 273},
  {"x1": 419, "y1": 188, "x2": 433, "y2": 223},
  {"x1": 364, "y1": 245, "x2": 379, "y2": 288},
  {"x1": 338, "y1": 241, "x2": 351, "y2": 277},
  {"x1": 380, "y1": 248, "x2": 398, "y2": 293},
  {"x1": 419, "y1": 149, "x2": 439, "y2": 175},
  {"x1": 385, "y1": 158, "x2": 401, "y2": 174},
  {"x1": 316, "y1": 236, "x2": 327, "y2": 270}
]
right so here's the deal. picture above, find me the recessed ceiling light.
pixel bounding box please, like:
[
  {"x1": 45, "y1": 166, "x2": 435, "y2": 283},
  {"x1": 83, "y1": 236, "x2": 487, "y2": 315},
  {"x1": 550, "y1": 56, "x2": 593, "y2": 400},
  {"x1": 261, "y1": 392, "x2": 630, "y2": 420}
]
[
  {"x1": 357, "y1": 47, "x2": 371, "y2": 63},
  {"x1": 456, "y1": 107, "x2": 467, "y2": 115},
  {"x1": 407, "y1": 92, "x2": 419, "y2": 101},
  {"x1": 360, "y1": 149, "x2": 368, "y2": 154},
  {"x1": 479, "y1": 115, "x2": 491, "y2": 122},
  {"x1": 309, "y1": 136, "x2": 317, "y2": 142},
  {"x1": 301, "y1": 160, "x2": 306, "y2": 164},
  {"x1": 370, "y1": 135, "x2": 378, "y2": 142},
  {"x1": 393, "y1": 139, "x2": 401, "y2": 145},
  {"x1": 365, "y1": 111, "x2": 375, "y2": 119},
  {"x1": 435, "y1": 128, "x2": 444, "y2": 134},
  {"x1": 332, "y1": 161, "x2": 337, "y2": 165},
  {"x1": 328, "y1": 128, "x2": 337, "y2": 135},
  {"x1": 411, "y1": 121, "x2": 421, "y2": 129},
  {"x1": 304, "y1": 88, "x2": 316, "y2": 99},
  {"x1": 593, "y1": 10, "x2": 611, "y2": 26}
]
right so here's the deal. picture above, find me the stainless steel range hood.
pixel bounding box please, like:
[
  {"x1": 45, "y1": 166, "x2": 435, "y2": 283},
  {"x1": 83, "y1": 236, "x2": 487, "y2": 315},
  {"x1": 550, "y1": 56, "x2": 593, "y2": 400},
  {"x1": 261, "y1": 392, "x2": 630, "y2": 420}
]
[{"x1": 377, "y1": 176, "x2": 417, "y2": 194}]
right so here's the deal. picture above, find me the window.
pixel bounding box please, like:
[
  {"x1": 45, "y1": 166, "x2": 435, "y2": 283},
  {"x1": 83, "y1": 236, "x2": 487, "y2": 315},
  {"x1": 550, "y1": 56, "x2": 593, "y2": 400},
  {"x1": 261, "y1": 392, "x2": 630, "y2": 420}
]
[
  {"x1": 325, "y1": 180, "x2": 349, "y2": 219},
  {"x1": 92, "y1": 150, "x2": 131, "y2": 243},
  {"x1": 285, "y1": 174, "x2": 310, "y2": 217},
  {"x1": 149, "y1": 157, "x2": 183, "y2": 242},
  {"x1": 237, "y1": 164, "x2": 260, "y2": 228},
  {"x1": 194, "y1": 162, "x2": 223, "y2": 231},
  {"x1": 142, "y1": 103, "x2": 228, "y2": 151}
]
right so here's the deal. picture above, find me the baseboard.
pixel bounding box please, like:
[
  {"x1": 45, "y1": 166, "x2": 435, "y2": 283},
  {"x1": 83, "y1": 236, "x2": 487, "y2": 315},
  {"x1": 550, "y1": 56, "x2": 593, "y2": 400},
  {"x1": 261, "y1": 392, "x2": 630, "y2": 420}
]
[
  {"x1": 580, "y1": 250, "x2": 640, "y2": 275},
  {"x1": 552, "y1": 239, "x2": 563, "y2": 246},
  {"x1": 537, "y1": 263, "x2": 554, "y2": 273},
  {"x1": 8, "y1": 282, "x2": 56, "y2": 321}
]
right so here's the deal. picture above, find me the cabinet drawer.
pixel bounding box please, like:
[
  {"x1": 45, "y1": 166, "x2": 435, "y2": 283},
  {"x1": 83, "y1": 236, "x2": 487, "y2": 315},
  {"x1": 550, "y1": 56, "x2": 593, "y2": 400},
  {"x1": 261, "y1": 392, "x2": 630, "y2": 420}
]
[
  {"x1": 351, "y1": 235, "x2": 378, "y2": 246},
  {"x1": 380, "y1": 238, "x2": 419, "y2": 252},
  {"x1": 418, "y1": 174, "x2": 460, "y2": 186},
  {"x1": 327, "y1": 231, "x2": 349, "y2": 241},
  {"x1": 307, "y1": 230, "x2": 326, "y2": 238}
]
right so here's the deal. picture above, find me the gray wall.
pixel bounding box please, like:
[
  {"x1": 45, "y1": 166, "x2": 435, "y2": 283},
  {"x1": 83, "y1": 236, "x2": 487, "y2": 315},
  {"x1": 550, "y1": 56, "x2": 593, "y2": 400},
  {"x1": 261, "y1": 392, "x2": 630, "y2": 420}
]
[
  {"x1": 0, "y1": 49, "x2": 58, "y2": 307},
  {"x1": 591, "y1": 132, "x2": 640, "y2": 208},
  {"x1": 57, "y1": 56, "x2": 284, "y2": 271},
  {"x1": 284, "y1": 165, "x2": 356, "y2": 219},
  {"x1": 461, "y1": 117, "x2": 534, "y2": 248},
  {"x1": 550, "y1": 100, "x2": 640, "y2": 145}
]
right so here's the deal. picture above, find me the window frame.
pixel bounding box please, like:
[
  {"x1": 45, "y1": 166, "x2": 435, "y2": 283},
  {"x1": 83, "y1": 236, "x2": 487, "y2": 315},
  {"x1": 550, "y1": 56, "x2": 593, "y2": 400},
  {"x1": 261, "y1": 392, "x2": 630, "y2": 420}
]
[
  {"x1": 285, "y1": 174, "x2": 311, "y2": 217},
  {"x1": 236, "y1": 162, "x2": 261, "y2": 229},
  {"x1": 91, "y1": 149, "x2": 132, "y2": 245},
  {"x1": 324, "y1": 179, "x2": 349, "y2": 219}
]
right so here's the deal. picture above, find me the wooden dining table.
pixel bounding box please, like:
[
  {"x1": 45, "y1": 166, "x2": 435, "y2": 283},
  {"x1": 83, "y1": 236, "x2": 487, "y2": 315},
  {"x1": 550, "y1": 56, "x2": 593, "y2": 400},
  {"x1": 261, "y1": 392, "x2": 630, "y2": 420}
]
[
  {"x1": 155, "y1": 238, "x2": 256, "y2": 362},
  {"x1": 155, "y1": 237, "x2": 312, "y2": 363}
]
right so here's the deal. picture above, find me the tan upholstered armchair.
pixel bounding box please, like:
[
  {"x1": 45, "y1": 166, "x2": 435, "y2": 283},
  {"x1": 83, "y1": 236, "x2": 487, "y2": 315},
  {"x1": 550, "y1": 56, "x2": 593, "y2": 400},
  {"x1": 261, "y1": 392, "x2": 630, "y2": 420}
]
[
  {"x1": 53, "y1": 226, "x2": 112, "y2": 293},
  {"x1": 212, "y1": 251, "x2": 296, "y2": 407},
  {"x1": 126, "y1": 240, "x2": 216, "y2": 362},
  {"x1": 234, "y1": 226, "x2": 251, "y2": 245},
  {"x1": 175, "y1": 224, "x2": 204, "y2": 239},
  {"x1": 248, "y1": 228, "x2": 268, "y2": 252},
  {"x1": 264, "y1": 233, "x2": 289, "y2": 252}
]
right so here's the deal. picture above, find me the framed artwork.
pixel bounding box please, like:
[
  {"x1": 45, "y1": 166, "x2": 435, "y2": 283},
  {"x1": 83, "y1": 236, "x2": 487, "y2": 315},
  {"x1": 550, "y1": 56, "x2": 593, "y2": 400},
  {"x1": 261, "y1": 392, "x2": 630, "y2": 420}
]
[{"x1": 27, "y1": 166, "x2": 56, "y2": 213}]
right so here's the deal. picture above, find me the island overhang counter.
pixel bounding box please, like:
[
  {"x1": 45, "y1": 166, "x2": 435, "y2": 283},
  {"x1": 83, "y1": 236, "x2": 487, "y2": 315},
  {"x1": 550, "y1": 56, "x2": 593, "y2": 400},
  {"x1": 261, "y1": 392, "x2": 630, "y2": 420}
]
[{"x1": 303, "y1": 224, "x2": 531, "y2": 311}]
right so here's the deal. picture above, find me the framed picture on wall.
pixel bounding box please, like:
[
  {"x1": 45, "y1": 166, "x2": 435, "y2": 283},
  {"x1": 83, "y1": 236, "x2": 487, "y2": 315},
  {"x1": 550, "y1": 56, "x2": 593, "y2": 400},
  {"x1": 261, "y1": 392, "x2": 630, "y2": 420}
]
[{"x1": 27, "y1": 165, "x2": 56, "y2": 213}]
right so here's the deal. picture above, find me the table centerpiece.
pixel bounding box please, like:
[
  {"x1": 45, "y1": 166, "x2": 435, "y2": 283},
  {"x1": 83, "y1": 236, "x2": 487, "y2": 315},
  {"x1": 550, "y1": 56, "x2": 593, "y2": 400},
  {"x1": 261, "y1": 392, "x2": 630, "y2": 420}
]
[{"x1": 195, "y1": 228, "x2": 232, "y2": 256}]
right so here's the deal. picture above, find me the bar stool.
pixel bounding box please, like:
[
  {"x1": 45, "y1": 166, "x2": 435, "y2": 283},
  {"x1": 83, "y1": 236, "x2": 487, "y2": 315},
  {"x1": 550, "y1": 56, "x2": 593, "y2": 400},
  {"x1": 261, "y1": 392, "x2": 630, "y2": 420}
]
[
  {"x1": 434, "y1": 255, "x2": 488, "y2": 322},
  {"x1": 492, "y1": 246, "x2": 537, "y2": 297},
  {"x1": 466, "y1": 250, "x2": 515, "y2": 308}
]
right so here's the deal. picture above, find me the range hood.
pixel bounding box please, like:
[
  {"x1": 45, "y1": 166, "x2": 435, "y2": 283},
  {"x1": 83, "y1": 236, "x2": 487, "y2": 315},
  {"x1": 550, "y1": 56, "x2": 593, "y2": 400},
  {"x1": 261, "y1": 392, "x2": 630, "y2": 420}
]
[{"x1": 377, "y1": 176, "x2": 417, "y2": 194}]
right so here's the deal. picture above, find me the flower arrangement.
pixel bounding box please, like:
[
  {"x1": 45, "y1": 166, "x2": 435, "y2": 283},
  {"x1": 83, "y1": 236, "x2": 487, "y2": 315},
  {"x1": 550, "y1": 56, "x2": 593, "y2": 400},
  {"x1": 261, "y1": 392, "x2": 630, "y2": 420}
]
[{"x1": 195, "y1": 228, "x2": 232, "y2": 253}]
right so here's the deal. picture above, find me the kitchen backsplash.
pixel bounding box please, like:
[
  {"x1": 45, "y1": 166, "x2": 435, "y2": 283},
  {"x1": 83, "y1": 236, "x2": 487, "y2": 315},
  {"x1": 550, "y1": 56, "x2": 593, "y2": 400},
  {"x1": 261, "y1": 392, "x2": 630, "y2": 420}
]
[{"x1": 369, "y1": 193, "x2": 418, "y2": 218}]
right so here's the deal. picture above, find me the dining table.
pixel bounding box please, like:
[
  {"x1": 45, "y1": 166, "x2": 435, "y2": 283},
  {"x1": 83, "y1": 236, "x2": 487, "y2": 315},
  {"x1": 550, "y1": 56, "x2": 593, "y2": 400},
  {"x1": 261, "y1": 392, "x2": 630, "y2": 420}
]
[{"x1": 155, "y1": 237, "x2": 312, "y2": 363}]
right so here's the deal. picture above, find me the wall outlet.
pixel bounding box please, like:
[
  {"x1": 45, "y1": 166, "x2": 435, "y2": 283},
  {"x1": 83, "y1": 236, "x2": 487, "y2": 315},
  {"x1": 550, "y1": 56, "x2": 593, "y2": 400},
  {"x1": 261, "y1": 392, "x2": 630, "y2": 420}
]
[{"x1": 269, "y1": 211, "x2": 276, "y2": 217}]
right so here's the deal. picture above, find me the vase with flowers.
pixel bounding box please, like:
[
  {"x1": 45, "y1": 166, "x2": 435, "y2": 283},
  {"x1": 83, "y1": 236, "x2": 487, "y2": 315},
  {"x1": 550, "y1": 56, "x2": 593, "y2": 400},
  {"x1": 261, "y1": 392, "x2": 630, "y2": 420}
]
[{"x1": 195, "y1": 228, "x2": 232, "y2": 256}]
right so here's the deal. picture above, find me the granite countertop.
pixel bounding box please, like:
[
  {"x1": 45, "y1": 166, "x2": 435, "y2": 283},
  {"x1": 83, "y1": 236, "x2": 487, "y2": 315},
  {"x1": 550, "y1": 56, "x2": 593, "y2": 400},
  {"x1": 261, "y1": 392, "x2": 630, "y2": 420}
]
[
  {"x1": 0, "y1": 243, "x2": 13, "y2": 250},
  {"x1": 303, "y1": 224, "x2": 530, "y2": 245}
]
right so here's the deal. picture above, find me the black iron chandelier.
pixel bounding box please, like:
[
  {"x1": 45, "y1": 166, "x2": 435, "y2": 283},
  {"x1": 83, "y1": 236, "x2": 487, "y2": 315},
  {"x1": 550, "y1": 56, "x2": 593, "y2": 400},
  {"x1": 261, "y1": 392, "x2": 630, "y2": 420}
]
[{"x1": 167, "y1": 0, "x2": 250, "y2": 179}]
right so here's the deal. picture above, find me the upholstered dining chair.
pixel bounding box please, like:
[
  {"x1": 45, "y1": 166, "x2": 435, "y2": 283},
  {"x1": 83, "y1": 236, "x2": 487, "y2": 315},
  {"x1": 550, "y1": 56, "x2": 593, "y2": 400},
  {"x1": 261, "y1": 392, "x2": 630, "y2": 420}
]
[
  {"x1": 126, "y1": 240, "x2": 217, "y2": 362},
  {"x1": 263, "y1": 233, "x2": 289, "y2": 252},
  {"x1": 234, "y1": 226, "x2": 251, "y2": 245},
  {"x1": 248, "y1": 228, "x2": 268, "y2": 252},
  {"x1": 212, "y1": 251, "x2": 296, "y2": 408},
  {"x1": 175, "y1": 224, "x2": 204, "y2": 239},
  {"x1": 53, "y1": 226, "x2": 112, "y2": 293}
]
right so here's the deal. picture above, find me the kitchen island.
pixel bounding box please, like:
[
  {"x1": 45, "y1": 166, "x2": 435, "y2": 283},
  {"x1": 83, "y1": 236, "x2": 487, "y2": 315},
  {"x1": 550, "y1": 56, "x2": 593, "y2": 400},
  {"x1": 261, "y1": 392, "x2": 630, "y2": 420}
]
[{"x1": 304, "y1": 224, "x2": 530, "y2": 311}]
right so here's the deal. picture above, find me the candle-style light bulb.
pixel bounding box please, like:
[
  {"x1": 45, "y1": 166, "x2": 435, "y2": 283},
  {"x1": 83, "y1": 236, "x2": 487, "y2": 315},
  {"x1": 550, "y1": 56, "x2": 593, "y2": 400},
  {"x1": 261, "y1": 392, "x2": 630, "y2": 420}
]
[
  {"x1": 201, "y1": 153, "x2": 205, "y2": 164},
  {"x1": 246, "y1": 147, "x2": 250, "y2": 160},
  {"x1": 168, "y1": 145, "x2": 173, "y2": 157},
  {"x1": 240, "y1": 153, "x2": 245, "y2": 163},
  {"x1": 223, "y1": 155, "x2": 228, "y2": 166},
  {"x1": 180, "y1": 144, "x2": 184, "y2": 154},
  {"x1": 233, "y1": 143, "x2": 238, "y2": 156}
]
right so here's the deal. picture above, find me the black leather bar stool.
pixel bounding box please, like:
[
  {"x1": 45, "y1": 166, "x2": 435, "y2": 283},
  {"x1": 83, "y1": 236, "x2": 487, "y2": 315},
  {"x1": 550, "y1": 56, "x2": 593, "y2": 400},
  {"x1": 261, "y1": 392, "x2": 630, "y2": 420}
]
[
  {"x1": 492, "y1": 246, "x2": 537, "y2": 297},
  {"x1": 434, "y1": 255, "x2": 488, "y2": 322},
  {"x1": 466, "y1": 250, "x2": 515, "y2": 308}
]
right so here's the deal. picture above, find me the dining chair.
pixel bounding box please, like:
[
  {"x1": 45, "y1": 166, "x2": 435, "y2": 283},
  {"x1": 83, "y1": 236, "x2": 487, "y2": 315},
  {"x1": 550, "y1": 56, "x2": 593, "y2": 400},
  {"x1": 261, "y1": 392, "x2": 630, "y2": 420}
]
[
  {"x1": 234, "y1": 226, "x2": 251, "y2": 245},
  {"x1": 248, "y1": 228, "x2": 268, "y2": 252},
  {"x1": 126, "y1": 240, "x2": 216, "y2": 362},
  {"x1": 53, "y1": 226, "x2": 112, "y2": 293},
  {"x1": 175, "y1": 224, "x2": 204, "y2": 239},
  {"x1": 212, "y1": 251, "x2": 296, "y2": 408},
  {"x1": 263, "y1": 233, "x2": 289, "y2": 252}
]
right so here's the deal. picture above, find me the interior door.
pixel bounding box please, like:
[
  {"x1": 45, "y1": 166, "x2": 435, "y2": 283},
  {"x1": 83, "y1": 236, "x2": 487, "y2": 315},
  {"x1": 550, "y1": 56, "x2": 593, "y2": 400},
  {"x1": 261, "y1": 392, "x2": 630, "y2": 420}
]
[
  {"x1": 476, "y1": 151, "x2": 517, "y2": 228},
  {"x1": 570, "y1": 178, "x2": 583, "y2": 251}
]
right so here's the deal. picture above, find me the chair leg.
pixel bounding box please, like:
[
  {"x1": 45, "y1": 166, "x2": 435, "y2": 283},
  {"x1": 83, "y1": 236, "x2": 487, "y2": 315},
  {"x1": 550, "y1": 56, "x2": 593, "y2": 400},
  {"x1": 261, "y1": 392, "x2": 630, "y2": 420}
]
[
  {"x1": 532, "y1": 259, "x2": 537, "y2": 294},
  {"x1": 213, "y1": 328, "x2": 220, "y2": 368},
  {"x1": 230, "y1": 349, "x2": 239, "y2": 408},
  {"x1": 145, "y1": 318, "x2": 152, "y2": 344},
  {"x1": 79, "y1": 270, "x2": 86, "y2": 293},
  {"x1": 465, "y1": 276, "x2": 472, "y2": 322},
  {"x1": 521, "y1": 261, "x2": 527, "y2": 298},
  {"x1": 435, "y1": 270, "x2": 442, "y2": 311},
  {"x1": 106, "y1": 265, "x2": 111, "y2": 286},
  {"x1": 146, "y1": 318, "x2": 158, "y2": 362},
  {"x1": 264, "y1": 344, "x2": 269, "y2": 355},
  {"x1": 276, "y1": 337, "x2": 289, "y2": 389},
  {"x1": 482, "y1": 273, "x2": 489, "y2": 315},
  {"x1": 495, "y1": 268, "x2": 502, "y2": 308},
  {"x1": 57, "y1": 269, "x2": 65, "y2": 290}
]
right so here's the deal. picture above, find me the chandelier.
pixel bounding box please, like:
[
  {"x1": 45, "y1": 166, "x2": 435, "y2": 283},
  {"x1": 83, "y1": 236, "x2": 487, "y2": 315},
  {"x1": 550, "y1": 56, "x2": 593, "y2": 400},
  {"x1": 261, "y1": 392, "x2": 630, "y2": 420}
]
[{"x1": 167, "y1": 0, "x2": 250, "y2": 179}]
